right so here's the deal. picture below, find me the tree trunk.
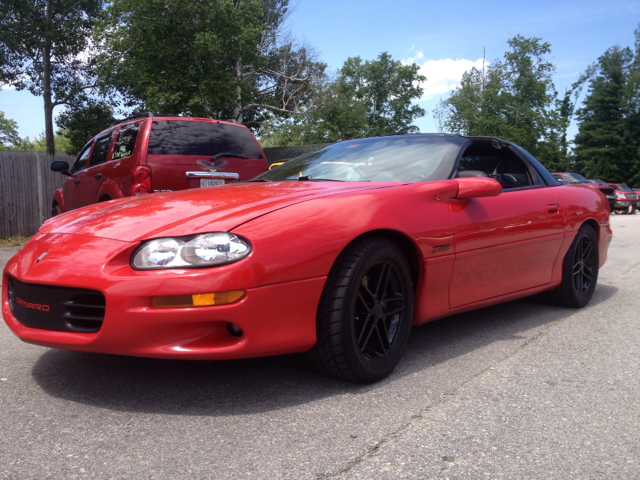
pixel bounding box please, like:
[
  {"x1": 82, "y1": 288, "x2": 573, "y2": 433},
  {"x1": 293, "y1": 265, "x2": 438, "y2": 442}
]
[
  {"x1": 43, "y1": 0, "x2": 55, "y2": 154},
  {"x1": 233, "y1": 59, "x2": 243, "y2": 124}
]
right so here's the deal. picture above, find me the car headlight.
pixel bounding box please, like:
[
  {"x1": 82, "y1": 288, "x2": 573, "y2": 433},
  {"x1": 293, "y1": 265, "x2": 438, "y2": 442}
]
[{"x1": 132, "y1": 233, "x2": 251, "y2": 270}]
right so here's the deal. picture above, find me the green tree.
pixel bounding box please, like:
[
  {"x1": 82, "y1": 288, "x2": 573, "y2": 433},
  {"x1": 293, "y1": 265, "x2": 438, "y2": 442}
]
[
  {"x1": 573, "y1": 46, "x2": 634, "y2": 182},
  {"x1": 434, "y1": 36, "x2": 572, "y2": 168},
  {"x1": 0, "y1": 111, "x2": 21, "y2": 148},
  {"x1": 261, "y1": 52, "x2": 425, "y2": 146},
  {"x1": 97, "y1": 0, "x2": 325, "y2": 129},
  {"x1": 623, "y1": 26, "x2": 640, "y2": 186},
  {"x1": 56, "y1": 100, "x2": 114, "y2": 155},
  {"x1": 0, "y1": 0, "x2": 103, "y2": 154}
]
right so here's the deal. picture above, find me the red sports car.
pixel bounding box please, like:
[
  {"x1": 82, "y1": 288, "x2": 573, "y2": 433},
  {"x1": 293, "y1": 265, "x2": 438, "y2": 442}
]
[{"x1": 2, "y1": 135, "x2": 612, "y2": 383}]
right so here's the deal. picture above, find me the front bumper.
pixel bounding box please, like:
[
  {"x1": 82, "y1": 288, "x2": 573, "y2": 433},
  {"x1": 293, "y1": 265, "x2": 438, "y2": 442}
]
[
  {"x1": 2, "y1": 233, "x2": 323, "y2": 359},
  {"x1": 613, "y1": 200, "x2": 639, "y2": 209}
]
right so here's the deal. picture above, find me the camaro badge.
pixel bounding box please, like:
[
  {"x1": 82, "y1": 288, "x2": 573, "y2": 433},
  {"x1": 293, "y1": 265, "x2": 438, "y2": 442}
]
[{"x1": 35, "y1": 252, "x2": 48, "y2": 263}]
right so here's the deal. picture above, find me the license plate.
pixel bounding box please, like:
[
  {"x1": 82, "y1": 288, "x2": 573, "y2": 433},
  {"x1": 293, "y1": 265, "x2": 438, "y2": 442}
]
[{"x1": 200, "y1": 179, "x2": 225, "y2": 188}]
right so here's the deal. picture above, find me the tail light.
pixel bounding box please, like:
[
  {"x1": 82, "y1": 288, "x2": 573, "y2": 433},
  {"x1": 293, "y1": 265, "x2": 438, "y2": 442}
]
[{"x1": 132, "y1": 166, "x2": 152, "y2": 195}]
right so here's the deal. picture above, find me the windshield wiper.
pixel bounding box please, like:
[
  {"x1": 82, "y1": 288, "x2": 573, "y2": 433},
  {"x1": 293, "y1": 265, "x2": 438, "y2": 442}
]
[
  {"x1": 211, "y1": 152, "x2": 249, "y2": 161},
  {"x1": 298, "y1": 176, "x2": 344, "y2": 181}
]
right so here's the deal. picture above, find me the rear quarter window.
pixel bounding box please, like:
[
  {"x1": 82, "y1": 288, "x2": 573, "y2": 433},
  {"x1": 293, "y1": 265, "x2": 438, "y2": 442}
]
[
  {"x1": 112, "y1": 123, "x2": 141, "y2": 160},
  {"x1": 148, "y1": 120, "x2": 263, "y2": 158}
]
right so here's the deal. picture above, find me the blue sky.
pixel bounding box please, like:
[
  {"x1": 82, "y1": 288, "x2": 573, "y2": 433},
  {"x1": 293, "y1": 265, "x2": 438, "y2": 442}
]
[{"x1": 1, "y1": 0, "x2": 639, "y2": 141}]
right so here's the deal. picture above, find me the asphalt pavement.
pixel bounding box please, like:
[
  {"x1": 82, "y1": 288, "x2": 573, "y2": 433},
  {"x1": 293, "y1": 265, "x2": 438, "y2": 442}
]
[{"x1": 0, "y1": 216, "x2": 639, "y2": 479}]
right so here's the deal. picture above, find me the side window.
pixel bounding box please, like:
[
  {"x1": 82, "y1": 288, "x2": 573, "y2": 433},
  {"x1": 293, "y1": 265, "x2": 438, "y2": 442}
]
[
  {"x1": 88, "y1": 132, "x2": 114, "y2": 167},
  {"x1": 456, "y1": 143, "x2": 534, "y2": 189},
  {"x1": 112, "y1": 123, "x2": 141, "y2": 160},
  {"x1": 71, "y1": 143, "x2": 92, "y2": 173}
]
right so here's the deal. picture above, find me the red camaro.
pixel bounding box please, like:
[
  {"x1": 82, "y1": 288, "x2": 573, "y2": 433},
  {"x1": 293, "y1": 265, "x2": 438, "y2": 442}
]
[{"x1": 2, "y1": 135, "x2": 612, "y2": 383}]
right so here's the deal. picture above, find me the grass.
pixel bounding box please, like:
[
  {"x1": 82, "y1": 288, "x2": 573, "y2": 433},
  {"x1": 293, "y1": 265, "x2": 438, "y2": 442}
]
[{"x1": 0, "y1": 236, "x2": 32, "y2": 247}]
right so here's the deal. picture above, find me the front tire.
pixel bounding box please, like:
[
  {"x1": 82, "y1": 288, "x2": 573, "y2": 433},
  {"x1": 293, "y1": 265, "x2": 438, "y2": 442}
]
[
  {"x1": 541, "y1": 224, "x2": 599, "y2": 308},
  {"x1": 304, "y1": 237, "x2": 414, "y2": 383}
]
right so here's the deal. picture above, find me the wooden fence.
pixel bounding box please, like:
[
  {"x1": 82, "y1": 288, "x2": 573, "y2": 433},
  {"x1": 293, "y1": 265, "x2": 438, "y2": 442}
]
[{"x1": 0, "y1": 151, "x2": 72, "y2": 237}]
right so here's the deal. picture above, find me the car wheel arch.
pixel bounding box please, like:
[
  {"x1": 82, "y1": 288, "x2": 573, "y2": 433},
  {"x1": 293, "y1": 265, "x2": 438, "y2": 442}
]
[
  {"x1": 331, "y1": 229, "x2": 421, "y2": 292},
  {"x1": 581, "y1": 218, "x2": 601, "y2": 243}
]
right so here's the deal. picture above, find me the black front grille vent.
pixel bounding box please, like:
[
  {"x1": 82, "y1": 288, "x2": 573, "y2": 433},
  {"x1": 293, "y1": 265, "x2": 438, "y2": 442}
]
[{"x1": 8, "y1": 276, "x2": 106, "y2": 333}]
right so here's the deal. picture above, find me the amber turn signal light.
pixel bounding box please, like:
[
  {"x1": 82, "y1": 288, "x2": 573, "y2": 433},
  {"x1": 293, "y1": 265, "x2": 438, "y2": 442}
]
[{"x1": 151, "y1": 290, "x2": 245, "y2": 308}]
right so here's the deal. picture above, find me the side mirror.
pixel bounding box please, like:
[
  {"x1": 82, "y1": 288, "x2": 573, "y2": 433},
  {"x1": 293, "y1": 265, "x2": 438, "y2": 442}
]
[
  {"x1": 51, "y1": 161, "x2": 70, "y2": 175},
  {"x1": 455, "y1": 177, "x2": 502, "y2": 199}
]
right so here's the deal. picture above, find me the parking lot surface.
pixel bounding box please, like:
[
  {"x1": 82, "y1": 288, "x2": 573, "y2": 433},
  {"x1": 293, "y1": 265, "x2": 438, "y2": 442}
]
[{"x1": 1, "y1": 216, "x2": 639, "y2": 479}]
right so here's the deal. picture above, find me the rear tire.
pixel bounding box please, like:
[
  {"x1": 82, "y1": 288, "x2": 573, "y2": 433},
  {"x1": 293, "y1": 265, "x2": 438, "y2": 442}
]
[
  {"x1": 303, "y1": 237, "x2": 414, "y2": 383},
  {"x1": 540, "y1": 224, "x2": 599, "y2": 308},
  {"x1": 51, "y1": 204, "x2": 61, "y2": 217}
]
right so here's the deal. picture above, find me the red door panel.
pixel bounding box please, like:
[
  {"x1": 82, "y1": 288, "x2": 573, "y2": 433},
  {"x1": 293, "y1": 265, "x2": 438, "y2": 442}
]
[{"x1": 449, "y1": 187, "x2": 564, "y2": 308}]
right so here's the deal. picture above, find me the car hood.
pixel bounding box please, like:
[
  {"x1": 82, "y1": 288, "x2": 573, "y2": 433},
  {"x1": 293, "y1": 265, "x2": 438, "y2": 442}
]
[{"x1": 41, "y1": 182, "x2": 402, "y2": 242}]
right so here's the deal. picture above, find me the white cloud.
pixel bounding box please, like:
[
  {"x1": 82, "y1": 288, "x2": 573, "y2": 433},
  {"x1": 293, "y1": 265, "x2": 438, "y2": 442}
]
[
  {"x1": 404, "y1": 53, "x2": 488, "y2": 99},
  {"x1": 0, "y1": 83, "x2": 16, "y2": 90}
]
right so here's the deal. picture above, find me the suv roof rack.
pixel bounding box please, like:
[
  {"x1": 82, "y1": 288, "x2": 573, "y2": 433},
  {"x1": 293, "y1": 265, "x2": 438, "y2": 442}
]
[{"x1": 109, "y1": 112, "x2": 155, "y2": 127}]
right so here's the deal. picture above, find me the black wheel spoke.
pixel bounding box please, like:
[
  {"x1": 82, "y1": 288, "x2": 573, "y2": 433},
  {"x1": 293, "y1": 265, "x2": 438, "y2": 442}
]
[
  {"x1": 374, "y1": 262, "x2": 391, "y2": 296},
  {"x1": 360, "y1": 282, "x2": 377, "y2": 303},
  {"x1": 357, "y1": 292, "x2": 373, "y2": 312},
  {"x1": 375, "y1": 326, "x2": 390, "y2": 357},
  {"x1": 358, "y1": 319, "x2": 376, "y2": 350},
  {"x1": 383, "y1": 305, "x2": 405, "y2": 317}
]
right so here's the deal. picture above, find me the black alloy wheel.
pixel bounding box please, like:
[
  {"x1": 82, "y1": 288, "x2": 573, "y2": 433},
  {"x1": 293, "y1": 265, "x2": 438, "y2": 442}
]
[
  {"x1": 354, "y1": 260, "x2": 406, "y2": 363},
  {"x1": 540, "y1": 224, "x2": 599, "y2": 308},
  {"x1": 572, "y1": 231, "x2": 596, "y2": 296},
  {"x1": 304, "y1": 237, "x2": 414, "y2": 383}
]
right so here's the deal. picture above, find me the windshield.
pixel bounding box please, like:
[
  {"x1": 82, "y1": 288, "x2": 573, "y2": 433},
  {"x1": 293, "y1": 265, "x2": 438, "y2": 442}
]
[
  {"x1": 616, "y1": 184, "x2": 633, "y2": 191},
  {"x1": 254, "y1": 135, "x2": 466, "y2": 182},
  {"x1": 563, "y1": 173, "x2": 589, "y2": 183}
]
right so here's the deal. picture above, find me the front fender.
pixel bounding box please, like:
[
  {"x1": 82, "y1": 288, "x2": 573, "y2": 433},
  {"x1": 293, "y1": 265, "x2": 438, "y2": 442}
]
[{"x1": 231, "y1": 181, "x2": 456, "y2": 288}]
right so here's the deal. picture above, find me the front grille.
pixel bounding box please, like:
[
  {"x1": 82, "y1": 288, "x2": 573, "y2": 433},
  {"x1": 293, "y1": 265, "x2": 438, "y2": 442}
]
[
  {"x1": 600, "y1": 187, "x2": 615, "y2": 195},
  {"x1": 8, "y1": 276, "x2": 105, "y2": 333},
  {"x1": 627, "y1": 193, "x2": 638, "y2": 200}
]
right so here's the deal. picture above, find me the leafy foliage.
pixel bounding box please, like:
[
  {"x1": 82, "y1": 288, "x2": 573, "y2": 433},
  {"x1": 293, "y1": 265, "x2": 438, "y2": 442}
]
[
  {"x1": 0, "y1": 0, "x2": 103, "y2": 153},
  {"x1": 260, "y1": 52, "x2": 425, "y2": 146},
  {"x1": 97, "y1": 0, "x2": 325, "y2": 129},
  {"x1": 434, "y1": 36, "x2": 575, "y2": 170},
  {"x1": 573, "y1": 47, "x2": 633, "y2": 182},
  {"x1": 3, "y1": 132, "x2": 70, "y2": 152},
  {"x1": 573, "y1": 24, "x2": 640, "y2": 185},
  {"x1": 0, "y1": 111, "x2": 21, "y2": 147},
  {"x1": 56, "y1": 100, "x2": 114, "y2": 155}
]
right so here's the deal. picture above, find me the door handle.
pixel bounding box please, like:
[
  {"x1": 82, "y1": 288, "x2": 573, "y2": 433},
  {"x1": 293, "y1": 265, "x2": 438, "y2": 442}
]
[
  {"x1": 547, "y1": 203, "x2": 560, "y2": 214},
  {"x1": 94, "y1": 173, "x2": 102, "y2": 180},
  {"x1": 74, "y1": 178, "x2": 80, "y2": 185}
]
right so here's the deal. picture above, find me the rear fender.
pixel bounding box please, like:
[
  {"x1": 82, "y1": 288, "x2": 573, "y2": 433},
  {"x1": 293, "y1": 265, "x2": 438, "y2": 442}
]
[
  {"x1": 96, "y1": 178, "x2": 125, "y2": 203},
  {"x1": 52, "y1": 189, "x2": 66, "y2": 213}
]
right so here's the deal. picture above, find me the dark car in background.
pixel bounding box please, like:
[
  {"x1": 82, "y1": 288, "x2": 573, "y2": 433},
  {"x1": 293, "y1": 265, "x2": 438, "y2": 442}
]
[
  {"x1": 552, "y1": 173, "x2": 616, "y2": 210},
  {"x1": 50, "y1": 114, "x2": 268, "y2": 215}
]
